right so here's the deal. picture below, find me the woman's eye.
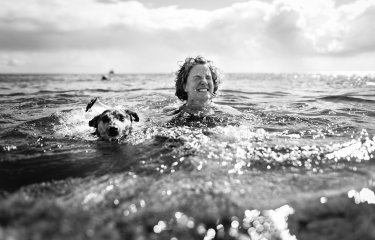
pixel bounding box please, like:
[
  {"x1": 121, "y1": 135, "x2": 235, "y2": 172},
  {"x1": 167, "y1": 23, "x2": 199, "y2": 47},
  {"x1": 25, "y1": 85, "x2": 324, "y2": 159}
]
[{"x1": 119, "y1": 115, "x2": 125, "y2": 122}]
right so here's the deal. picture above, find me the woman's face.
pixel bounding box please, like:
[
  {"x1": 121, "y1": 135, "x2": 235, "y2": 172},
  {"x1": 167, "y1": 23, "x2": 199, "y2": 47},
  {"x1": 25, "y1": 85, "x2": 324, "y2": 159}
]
[{"x1": 184, "y1": 64, "x2": 214, "y2": 102}]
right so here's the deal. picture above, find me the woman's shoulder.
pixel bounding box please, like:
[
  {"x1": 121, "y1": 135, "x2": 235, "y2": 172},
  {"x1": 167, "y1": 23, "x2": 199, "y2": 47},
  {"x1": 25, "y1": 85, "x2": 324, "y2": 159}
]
[
  {"x1": 163, "y1": 102, "x2": 242, "y2": 116},
  {"x1": 211, "y1": 103, "x2": 242, "y2": 116},
  {"x1": 163, "y1": 104, "x2": 183, "y2": 115}
]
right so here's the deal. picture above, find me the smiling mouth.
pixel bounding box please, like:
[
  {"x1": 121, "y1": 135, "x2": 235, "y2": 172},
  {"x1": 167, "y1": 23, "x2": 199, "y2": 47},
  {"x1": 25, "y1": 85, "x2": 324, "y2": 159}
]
[{"x1": 196, "y1": 88, "x2": 208, "y2": 92}]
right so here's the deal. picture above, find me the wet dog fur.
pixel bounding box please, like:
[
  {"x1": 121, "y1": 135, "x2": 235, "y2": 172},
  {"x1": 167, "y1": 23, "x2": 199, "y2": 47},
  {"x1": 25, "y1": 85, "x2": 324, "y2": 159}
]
[{"x1": 87, "y1": 99, "x2": 139, "y2": 141}]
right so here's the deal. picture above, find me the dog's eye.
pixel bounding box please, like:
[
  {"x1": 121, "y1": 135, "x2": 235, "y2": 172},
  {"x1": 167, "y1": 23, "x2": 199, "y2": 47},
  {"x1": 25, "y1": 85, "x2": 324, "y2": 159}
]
[
  {"x1": 119, "y1": 115, "x2": 125, "y2": 122},
  {"x1": 102, "y1": 115, "x2": 110, "y2": 123}
]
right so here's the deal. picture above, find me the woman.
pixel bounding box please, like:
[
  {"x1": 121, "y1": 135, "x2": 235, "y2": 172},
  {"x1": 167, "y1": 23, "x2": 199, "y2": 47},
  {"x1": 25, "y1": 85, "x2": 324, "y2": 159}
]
[{"x1": 173, "y1": 56, "x2": 241, "y2": 115}]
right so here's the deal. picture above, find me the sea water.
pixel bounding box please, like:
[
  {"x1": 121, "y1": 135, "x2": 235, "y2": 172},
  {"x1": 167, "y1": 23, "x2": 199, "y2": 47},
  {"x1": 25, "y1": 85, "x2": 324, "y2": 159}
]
[{"x1": 0, "y1": 73, "x2": 375, "y2": 240}]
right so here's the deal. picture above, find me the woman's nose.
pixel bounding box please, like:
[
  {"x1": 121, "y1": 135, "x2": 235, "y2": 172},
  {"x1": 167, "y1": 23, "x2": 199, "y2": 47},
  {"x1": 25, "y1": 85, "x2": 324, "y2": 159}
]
[{"x1": 200, "y1": 78, "x2": 208, "y2": 84}]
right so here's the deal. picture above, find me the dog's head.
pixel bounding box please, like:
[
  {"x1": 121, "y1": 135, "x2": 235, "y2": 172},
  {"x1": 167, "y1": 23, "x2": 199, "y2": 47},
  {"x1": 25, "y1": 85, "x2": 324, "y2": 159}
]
[{"x1": 89, "y1": 109, "x2": 139, "y2": 141}]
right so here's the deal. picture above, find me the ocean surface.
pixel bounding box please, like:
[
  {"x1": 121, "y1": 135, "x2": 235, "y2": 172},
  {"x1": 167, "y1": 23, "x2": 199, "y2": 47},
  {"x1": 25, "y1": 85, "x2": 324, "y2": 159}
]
[{"x1": 0, "y1": 73, "x2": 375, "y2": 240}]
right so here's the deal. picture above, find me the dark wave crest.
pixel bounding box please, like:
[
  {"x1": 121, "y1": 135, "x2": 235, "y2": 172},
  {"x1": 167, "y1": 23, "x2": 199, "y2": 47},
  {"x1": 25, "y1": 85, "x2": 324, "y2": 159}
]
[{"x1": 320, "y1": 95, "x2": 375, "y2": 103}]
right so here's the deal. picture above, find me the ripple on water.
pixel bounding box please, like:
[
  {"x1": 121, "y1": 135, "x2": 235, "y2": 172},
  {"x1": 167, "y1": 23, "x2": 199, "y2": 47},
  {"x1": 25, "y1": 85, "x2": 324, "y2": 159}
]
[{"x1": 2, "y1": 73, "x2": 375, "y2": 240}]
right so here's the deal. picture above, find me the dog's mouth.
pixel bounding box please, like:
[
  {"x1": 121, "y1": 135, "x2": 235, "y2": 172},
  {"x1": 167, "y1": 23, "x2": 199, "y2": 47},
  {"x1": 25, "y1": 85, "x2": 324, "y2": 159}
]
[{"x1": 107, "y1": 137, "x2": 120, "y2": 142}]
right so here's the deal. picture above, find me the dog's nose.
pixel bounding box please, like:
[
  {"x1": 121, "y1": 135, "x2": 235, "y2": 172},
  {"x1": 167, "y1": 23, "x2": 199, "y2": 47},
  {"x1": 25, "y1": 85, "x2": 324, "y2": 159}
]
[{"x1": 108, "y1": 127, "x2": 119, "y2": 136}]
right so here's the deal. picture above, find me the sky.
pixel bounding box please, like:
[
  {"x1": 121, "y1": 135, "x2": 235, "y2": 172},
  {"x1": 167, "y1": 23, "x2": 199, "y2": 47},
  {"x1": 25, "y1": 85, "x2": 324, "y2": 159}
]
[{"x1": 1, "y1": 0, "x2": 375, "y2": 73}]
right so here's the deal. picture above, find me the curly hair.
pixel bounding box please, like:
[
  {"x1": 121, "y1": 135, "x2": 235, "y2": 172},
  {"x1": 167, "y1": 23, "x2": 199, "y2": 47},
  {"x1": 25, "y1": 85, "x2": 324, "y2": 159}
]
[{"x1": 175, "y1": 56, "x2": 222, "y2": 101}]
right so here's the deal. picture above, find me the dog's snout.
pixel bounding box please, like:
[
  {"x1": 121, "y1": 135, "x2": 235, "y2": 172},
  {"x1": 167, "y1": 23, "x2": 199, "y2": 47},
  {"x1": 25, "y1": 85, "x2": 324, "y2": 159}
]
[{"x1": 108, "y1": 126, "x2": 119, "y2": 136}]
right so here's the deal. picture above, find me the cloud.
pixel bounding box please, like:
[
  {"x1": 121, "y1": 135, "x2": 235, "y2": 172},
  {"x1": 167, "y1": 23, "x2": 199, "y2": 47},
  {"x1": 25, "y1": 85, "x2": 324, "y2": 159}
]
[
  {"x1": 0, "y1": 55, "x2": 25, "y2": 68},
  {"x1": 2, "y1": 0, "x2": 374, "y2": 54},
  {"x1": 290, "y1": 0, "x2": 375, "y2": 55},
  {"x1": 0, "y1": 0, "x2": 375, "y2": 72},
  {"x1": 336, "y1": 1, "x2": 375, "y2": 54}
]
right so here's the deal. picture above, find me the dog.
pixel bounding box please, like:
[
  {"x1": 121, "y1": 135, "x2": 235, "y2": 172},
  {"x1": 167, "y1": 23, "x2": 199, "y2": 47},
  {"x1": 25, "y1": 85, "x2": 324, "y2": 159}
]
[{"x1": 86, "y1": 98, "x2": 139, "y2": 141}]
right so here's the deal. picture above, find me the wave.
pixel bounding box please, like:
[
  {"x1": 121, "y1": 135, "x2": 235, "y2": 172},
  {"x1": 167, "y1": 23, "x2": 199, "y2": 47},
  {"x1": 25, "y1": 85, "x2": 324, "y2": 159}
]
[
  {"x1": 223, "y1": 89, "x2": 290, "y2": 97},
  {"x1": 0, "y1": 92, "x2": 27, "y2": 97},
  {"x1": 259, "y1": 112, "x2": 332, "y2": 127},
  {"x1": 320, "y1": 95, "x2": 375, "y2": 103}
]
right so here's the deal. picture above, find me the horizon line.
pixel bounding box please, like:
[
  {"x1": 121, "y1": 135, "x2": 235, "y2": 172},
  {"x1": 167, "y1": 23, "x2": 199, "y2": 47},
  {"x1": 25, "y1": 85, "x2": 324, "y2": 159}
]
[{"x1": 1, "y1": 71, "x2": 375, "y2": 76}]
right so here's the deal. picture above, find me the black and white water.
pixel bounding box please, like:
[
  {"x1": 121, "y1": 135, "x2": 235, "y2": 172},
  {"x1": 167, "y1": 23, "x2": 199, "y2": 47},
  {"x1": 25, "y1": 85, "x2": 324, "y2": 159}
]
[{"x1": 1, "y1": 73, "x2": 375, "y2": 240}]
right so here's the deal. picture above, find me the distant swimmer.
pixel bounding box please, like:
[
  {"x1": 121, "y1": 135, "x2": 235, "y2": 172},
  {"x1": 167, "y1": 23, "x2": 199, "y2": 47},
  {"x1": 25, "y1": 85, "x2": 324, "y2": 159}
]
[
  {"x1": 101, "y1": 75, "x2": 110, "y2": 81},
  {"x1": 101, "y1": 70, "x2": 115, "y2": 81}
]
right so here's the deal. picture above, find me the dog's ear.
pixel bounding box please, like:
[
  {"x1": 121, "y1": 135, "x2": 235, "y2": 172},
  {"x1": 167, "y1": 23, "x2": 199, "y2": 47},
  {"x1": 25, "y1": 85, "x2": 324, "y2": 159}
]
[
  {"x1": 125, "y1": 110, "x2": 139, "y2": 122},
  {"x1": 91, "y1": 130, "x2": 99, "y2": 136},
  {"x1": 89, "y1": 114, "x2": 101, "y2": 128},
  {"x1": 86, "y1": 98, "x2": 98, "y2": 112}
]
